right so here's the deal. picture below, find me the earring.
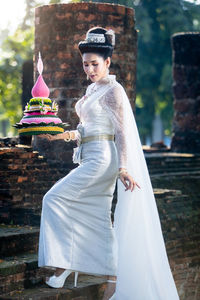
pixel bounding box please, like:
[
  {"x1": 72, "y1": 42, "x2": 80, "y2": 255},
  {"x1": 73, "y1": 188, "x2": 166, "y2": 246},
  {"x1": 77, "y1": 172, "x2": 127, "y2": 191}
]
[{"x1": 87, "y1": 74, "x2": 89, "y2": 80}]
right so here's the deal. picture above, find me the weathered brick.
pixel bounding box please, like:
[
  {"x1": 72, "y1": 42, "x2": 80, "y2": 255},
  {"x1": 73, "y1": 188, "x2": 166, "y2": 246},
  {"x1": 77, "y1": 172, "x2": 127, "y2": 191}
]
[
  {"x1": 57, "y1": 52, "x2": 72, "y2": 59},
  {"x1": 17, "y1": 177, "x2": 28, "y2": 183},
  {"x1": 34, "y1": 2, "x2": 137, "y2": 139},
  {"x1": 97, "y1": 3, "x2": 116, "y2": 13},
  {"x1": 171, "y1": 33, "x2": 200, "y2": 153},
  {"x1": 116, "y1": 5, "x2": 126, "y2": 15},
  {"x1": 55, "y1": 12, "x2": 72, "y2": 20},
  {"x1": 69, "y1": 3, "x2": 89, "y2": 11}
]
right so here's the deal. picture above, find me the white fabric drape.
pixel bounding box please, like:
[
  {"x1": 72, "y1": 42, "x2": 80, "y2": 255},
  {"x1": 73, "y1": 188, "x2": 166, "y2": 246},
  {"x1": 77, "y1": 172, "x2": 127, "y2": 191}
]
[
  {"x1": 67, "y1": 74, "x2": 179, "y2": 299},
  {"x1": 113, "y1": 84, "x2": 180, "y2": 299}
]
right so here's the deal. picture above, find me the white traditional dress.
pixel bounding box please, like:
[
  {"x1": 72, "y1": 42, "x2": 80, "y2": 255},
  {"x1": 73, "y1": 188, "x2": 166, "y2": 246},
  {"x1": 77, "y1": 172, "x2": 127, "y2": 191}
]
[{"x1": 38, "y1": 74, "x2": 180, "y2": 300}]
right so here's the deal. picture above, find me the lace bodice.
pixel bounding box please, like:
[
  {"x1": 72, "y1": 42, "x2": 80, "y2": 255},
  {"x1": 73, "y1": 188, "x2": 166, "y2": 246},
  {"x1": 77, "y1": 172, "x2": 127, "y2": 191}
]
[{"x1": 74, "y1": 75, "x2": 127, "y2": 169}]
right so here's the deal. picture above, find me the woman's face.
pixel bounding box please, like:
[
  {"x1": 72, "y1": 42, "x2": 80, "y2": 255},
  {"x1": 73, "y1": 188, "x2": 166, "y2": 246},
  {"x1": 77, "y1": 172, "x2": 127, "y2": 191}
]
[{"x1": 82, "y1": 53, "x2": 110, "y2": 82}]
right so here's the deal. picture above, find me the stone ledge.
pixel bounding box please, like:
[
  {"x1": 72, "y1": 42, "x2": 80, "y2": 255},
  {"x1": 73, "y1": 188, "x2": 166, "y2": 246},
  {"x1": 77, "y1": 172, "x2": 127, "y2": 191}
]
[
  {"x1": 0, "y1": 272, "x2": 106, "y2": 300},
  {"x1": 0, "y1": 225, "x2": 39, "y2": 257}
]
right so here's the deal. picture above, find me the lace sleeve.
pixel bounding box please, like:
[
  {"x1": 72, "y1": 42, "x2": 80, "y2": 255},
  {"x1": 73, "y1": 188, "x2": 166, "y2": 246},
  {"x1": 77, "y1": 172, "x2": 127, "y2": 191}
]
[{"x1": 99, "y1": 84, "x2": 127, "y2": 169}]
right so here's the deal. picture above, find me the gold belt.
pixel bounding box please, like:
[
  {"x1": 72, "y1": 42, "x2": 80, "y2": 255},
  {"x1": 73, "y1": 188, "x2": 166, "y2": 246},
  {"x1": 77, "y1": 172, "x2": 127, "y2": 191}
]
[{"x1": 81, "y1": 134, "x2": 114, "y2": 144}]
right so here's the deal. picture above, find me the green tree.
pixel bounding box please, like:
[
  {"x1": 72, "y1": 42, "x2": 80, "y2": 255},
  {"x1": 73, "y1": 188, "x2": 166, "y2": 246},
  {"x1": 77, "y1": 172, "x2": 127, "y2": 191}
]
[
  {"x1": 0, "y1": 27, "x2": 34, "y2": 136},
  {"x1": 0, "y1": 0, "x2": 44, "y2": 136},
  {"x1": 134, "y1": 0, "x2": 200, "y2": 142},
  {"x1": 49, "y1": 0, "x2": 62, "y2": 3},
  {"x1": 1, "y1": 0, "x2": 200, "y2": 138},
  {"x1": 0, "y1": 0, "x2": 66, "y2": 136},
  {"x1": 79, "y1": 0, "x2": 200, "y2": 143}
]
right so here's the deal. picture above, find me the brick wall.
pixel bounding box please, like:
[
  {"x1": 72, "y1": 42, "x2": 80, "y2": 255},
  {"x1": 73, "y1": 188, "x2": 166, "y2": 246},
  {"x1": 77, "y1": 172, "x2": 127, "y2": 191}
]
[
  {"x1": 153, "y1": 184, "x2": 200, "y2": 300},
  {"x1": 171, "y1": 32, "x2": 200, "y2": 153},
  {"x1": 0, "y1": 146, "x2": 73, "y2": 226},
  {"x1": 1, "y1": 145, "x2": 200, "y2": 299},
  {"x1": 33, "y1": 2, "x2": 137, "y2": 160},
  {"x1": 35, "y1": 3, "x2": 137, "y2": 126}
]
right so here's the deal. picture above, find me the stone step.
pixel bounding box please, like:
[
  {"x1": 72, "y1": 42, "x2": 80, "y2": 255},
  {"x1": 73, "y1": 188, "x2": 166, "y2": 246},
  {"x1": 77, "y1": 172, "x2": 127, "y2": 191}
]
[
  {"x1": 0, "y1": 147, "x2": 34, "y2": 155},
  {"x1": 0, "y1": 225, "x2": 39, "y2": 257},
  {"x1": 1, "y1": 157, "x2": 199, "y2": 168},
  {"x1": 0, "y1": 157, "x2": 69, "y2": 166},
  {"x1": 149, "y1": 169, "x2": 200, "y2": 176},
  {"x1": 0, "y1": 227, "x2": 106, "y2": 297},
  {"x1": 147, "y1": 162, "x2": 200, "y2": 170},
  {"x1": 146, "y1": 154, "x2": 200, "y2": 160},
  {"x1": 0, "y1": 253, "x2": 39, "y2": 294},
  {"x1": 146, "y1": 156, "x2": 200, "y2": 162},
  {"x1": 147, "y1": 161, "x2": 200, "y2": 169},
  {"x1": 0, "y1": 164, "x2": 51, "y2": 172},
  {"x1": 144, "y1": 151, "x2": 200, "y2": 158},
  {"x1": 0, "y1": 161, "x2": 73, "y2": 174},
  {"x1": 0, "y1": 184, "x2": 56, "y2": 195},
  {"x1": 149, "y1": 168, "x2": 200, "y2": 175},
  {"x1": 0, "y1": 252, "x2": 53, "y2": 295},
  {"x1": 0, "y1": 250, "x2": 106, "y2": 298},
  {"x1": 151, "y1": 170, "x2": 200, "y2": 177},
  {"x1": 0, "y1": 273, "x2": 106, "y2": 299},
  {"x1": 153, "y1": 188, "x2": 182, "y2": 197},
  {"x1": 0, "y1": 179, "x2": 61, "y2": 189},
  {"x1": 0, "y1": 170, "x2": 67, "y2": 180},
  {"x1": 153, "y1": 189, "x2": 200, "y2": 243},
  {"x1": 147, "y1": 161, "x2": 200, "y2": 167},
  {"x1": 0, "y1": 208, "x2": 41, "y2": 226},
  {"x1": 0, "y1": 159, "x2": 69, "y2": 170}
]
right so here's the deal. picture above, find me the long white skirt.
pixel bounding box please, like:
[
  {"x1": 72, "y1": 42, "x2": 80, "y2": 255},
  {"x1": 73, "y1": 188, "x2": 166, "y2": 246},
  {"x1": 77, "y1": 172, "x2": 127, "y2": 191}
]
[{"x1": 38, "y1": 140, "x2": 118, "y2": 276}]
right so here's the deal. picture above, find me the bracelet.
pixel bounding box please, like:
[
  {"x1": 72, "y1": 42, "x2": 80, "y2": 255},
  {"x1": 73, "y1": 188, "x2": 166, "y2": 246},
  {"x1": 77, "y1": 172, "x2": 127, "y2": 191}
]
[
  {"x1": 64, "y1": 131, "x2": 71, "y2": 142},
  {"x1": 70, "y1": 130, "x2": 77, "y2": 141},
  {"x1": 118, "y1": 169, "x2": 128, "y2": 178}
]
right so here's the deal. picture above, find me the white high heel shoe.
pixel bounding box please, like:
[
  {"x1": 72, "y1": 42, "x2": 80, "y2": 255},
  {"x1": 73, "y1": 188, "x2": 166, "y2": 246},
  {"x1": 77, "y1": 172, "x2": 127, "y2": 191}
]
[
  {"x1": 107, "y1": 279, "x2": 116, "y2": 300},
  {"x1": 46, "y1": 270, "x2": 79, "y2": 288}
]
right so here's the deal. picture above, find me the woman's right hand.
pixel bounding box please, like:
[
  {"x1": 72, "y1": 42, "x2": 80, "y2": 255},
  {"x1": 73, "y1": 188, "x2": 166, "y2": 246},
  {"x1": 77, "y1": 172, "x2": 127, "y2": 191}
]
[
  {"x1": 37, "y1": 134, "x2": 60, "y2": 141},
  {"x1": 119, "y1": 169, "x2": 141, "y2": 192},
  {"x1": 37, "y1": 131, "x2": 71, "y2": 141}
]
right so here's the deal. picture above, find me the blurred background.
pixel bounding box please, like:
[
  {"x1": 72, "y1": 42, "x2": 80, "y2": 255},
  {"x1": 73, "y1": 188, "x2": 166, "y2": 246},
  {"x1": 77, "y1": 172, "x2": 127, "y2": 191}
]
[{"x1": 0, "y1": 0, "x2": 200, "y2": 145}]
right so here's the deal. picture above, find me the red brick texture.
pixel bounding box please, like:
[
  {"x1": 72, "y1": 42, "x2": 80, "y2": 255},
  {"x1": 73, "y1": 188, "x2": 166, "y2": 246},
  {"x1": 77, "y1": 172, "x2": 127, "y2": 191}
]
[
  {"x1": 171, "y1": 33, "x2": 200, "y2": 153},
  {"x1": 1, "y1": 145, "x2": 200, "y2": 299},
  {"x1": 34, "y1": 2, "x2": 137, "y2": 130}
]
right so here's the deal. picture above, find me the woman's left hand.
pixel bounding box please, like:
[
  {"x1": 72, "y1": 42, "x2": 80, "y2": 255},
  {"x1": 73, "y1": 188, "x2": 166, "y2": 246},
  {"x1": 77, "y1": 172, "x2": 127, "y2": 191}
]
[{"x1": 119, "y1": 172, "x2": 141, "y2": 192}]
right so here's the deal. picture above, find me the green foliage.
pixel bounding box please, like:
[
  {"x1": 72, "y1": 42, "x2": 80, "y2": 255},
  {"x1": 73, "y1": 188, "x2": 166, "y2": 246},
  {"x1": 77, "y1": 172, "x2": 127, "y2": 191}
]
[
  {"x1": 79, "y1": 0, "x2": 200, "y2": 142},
  {"x1": 0, "y1": 0, "x2": 43, "y2": 136},
  {"x1": 1, "y1": 0, "x2": 200, "y2": 139},
  {"x1": 22, "y1": 0, "x2": 43, "y2": 30},
  {"x1": 0, "y1": 27, "x2": 34, "y2": 136},
  {"x1": 134, "y1": 0, "x2": 200, "y2": 141},
  {"x1": 49, "y1": 0, "x2": 62, "y2": 3}
]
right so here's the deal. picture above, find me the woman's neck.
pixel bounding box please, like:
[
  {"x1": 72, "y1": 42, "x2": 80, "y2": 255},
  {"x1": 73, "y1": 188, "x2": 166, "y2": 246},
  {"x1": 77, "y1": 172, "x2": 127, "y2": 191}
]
[{"x1": 95, "y1": 74, "x2": 116, "y2": 85}]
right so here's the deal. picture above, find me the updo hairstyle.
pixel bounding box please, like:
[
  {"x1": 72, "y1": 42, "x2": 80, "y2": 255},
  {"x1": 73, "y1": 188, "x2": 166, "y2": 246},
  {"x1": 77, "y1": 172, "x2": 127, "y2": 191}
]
[{"x1": 78, "y1": 27, "x2": 115, "y2": 60}]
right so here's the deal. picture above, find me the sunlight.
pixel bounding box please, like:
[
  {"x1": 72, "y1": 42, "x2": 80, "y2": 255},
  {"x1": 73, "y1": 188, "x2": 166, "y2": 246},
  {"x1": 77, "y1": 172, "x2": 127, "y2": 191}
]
[
  {"x1": 0, "y1": 0, "x2": 199, "y2": 35},
  {"x1": 185, "y1": 0, "x2": 200, "y2": 3},
  {"x1": 0, "y1": 0, "x2": 26, "y2": 34},
  {"x1": 0, "y1": 0, "x2": 50, "y2": 34}
]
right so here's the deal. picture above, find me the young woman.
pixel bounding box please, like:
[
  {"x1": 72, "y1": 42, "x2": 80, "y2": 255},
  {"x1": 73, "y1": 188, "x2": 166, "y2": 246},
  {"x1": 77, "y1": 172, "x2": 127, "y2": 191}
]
[{"x1": 38, "y1": 27, "x2": 179, "y2": 300}]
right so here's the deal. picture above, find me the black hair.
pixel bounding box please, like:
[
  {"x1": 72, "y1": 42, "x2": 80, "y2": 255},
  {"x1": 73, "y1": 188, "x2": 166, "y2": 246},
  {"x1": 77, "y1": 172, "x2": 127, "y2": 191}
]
[{"x1": 78, "y1": 27, "x2": 115, "y2": 60}]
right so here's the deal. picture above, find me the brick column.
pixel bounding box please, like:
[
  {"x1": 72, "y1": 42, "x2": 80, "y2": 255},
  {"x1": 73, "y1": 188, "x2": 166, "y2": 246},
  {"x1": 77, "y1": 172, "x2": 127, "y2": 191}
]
[
  {"x1": 34, "y1": 2, "x2": 137, "y2": 162},
  {"x1": 34, "y1": 2, "x2": 137, "y2": 123},
  {"x1": 171, "y1": 33, "x2": 200, "y2": 153}
]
